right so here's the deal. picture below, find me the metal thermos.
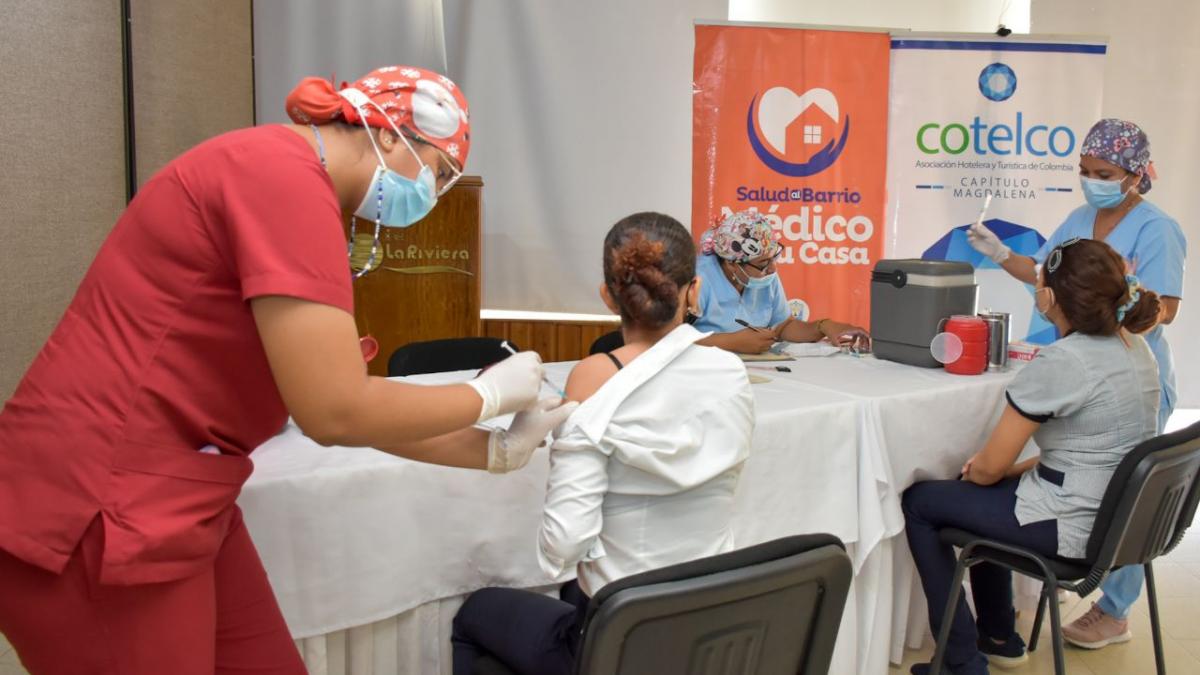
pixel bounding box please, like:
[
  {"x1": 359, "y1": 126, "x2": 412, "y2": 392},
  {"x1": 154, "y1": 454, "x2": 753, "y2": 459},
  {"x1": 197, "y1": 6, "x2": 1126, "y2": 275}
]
[{"x1": 981, "y1": 311, "x2": 1010, "y2": 371}]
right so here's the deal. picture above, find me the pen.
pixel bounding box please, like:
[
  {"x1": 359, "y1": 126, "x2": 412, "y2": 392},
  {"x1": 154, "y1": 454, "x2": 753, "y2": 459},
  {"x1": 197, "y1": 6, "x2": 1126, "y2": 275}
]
[
  {"x1": 734, "y1": 318, "x2": 770, "y2": 333},
  {"x1": 501, "y1": 341, "x2": 567, "y2": 398}
]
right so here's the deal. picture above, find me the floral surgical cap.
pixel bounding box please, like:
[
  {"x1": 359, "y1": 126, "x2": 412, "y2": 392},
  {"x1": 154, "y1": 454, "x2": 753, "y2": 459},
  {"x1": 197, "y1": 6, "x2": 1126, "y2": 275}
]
[
  {"x1": 699, "y1": 210, "x2": 783, "y2": 263},
  {"x1": 1081, "y1": 118, "x2": 1154, "y2": 194}
]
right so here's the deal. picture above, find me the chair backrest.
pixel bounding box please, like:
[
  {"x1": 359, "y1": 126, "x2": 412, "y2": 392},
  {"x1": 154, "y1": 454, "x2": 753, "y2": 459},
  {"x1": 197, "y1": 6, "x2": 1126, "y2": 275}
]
[
  {"x1": 386, "y1": 337, "x2": 515, "y2": 377},
  {"x1": 575, "y1": 534, "x2": 852, "y2": 675},
  {"x1": 1086, "y1": 421, "x2": 1200, "y2": 569},
  {"x1": 588, "y1": 330, "x2": 624, "y2": 356},
  {"x1": 1165, "y1": 437, "x2": 1200, "y2": 556}
]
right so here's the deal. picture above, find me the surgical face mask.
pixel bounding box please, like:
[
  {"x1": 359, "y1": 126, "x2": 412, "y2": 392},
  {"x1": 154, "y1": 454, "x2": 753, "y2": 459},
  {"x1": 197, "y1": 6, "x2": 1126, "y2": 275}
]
[
  {"x1": 353, "y1": 130, "x2": 438, "y2": 229},
  {"x1": 329, "y1": 88, "x2": 445, "y2": 279},
  {"x1": 731, "y1": 260, "x2": 777, "y2": 291},
  {"x1": 332, "y1": 86, "x2": 439, "y2": 230},
  {"x1": 1034, "y1": 286, "x2": 1055, "y2": 320},
  {"x1": 354, "y1": 163, "x2": 437, "y2": 228},
  {"x1": 744, "y1": 271, "x2": 778, "y2": 290},
  {"x1": 1080, "y1": 175, "x2": 1133, "y2": 210}
]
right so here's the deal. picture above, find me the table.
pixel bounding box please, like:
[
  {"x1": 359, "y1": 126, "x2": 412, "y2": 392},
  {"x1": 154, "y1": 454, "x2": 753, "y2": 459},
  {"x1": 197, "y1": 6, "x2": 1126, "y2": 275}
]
[{"x1": 238, "y1": 355, "x2": 1020, "y2": 675}]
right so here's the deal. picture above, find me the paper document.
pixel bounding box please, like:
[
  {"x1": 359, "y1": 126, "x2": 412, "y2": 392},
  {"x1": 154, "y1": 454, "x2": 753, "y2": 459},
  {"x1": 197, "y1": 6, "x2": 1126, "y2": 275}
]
[
  {"x1": 781, "y1": 342, "x2": 841, "y2": 358},
  {"x1": 738, "y1": 351, "x2": 794, "y2": 362}
]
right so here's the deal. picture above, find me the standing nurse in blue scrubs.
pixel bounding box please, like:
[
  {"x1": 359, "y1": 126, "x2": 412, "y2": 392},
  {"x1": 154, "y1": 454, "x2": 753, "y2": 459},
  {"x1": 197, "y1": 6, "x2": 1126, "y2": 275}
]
[
  {"x1": 969, "y1": 118, "x2": 1186, "y2": 650},
  {"x1": 693, "y1": 210, "x2": 870, "y2": 354}
]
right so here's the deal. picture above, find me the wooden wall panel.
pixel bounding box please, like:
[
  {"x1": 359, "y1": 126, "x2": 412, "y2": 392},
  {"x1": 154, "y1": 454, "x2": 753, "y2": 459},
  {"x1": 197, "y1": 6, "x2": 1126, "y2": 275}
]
[
  {"x1": 507, "y1": 322, "x2": 535, "y2": 355},
  {"x1": 131, "y1": 0, "x2": 254, "y2": 186},
  {"x1": 483, "y1": 321, "x2": 508, "y2": 342},
  {"x1": 555, "y1": 324, "x2": 581, "y2": 359},
  {"x1": 481, "y1": 319, "x2": 620, "y2": 363}
]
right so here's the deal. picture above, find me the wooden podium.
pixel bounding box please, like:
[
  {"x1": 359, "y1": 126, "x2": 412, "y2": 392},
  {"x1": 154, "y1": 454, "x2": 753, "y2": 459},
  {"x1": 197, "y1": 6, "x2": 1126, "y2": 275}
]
[{"x1": 346, "y1": 176, "x2": 483, "y2": 376}]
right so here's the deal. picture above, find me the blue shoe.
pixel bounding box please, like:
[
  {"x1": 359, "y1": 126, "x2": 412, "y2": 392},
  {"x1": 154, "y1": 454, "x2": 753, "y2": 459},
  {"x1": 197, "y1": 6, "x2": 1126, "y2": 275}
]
[
  {"x1": 911, "y1": 653, "x2": 990, "y2": 675},
  {"x1": 977, "y1": 631, "x2": 1028, "y2": 669}
]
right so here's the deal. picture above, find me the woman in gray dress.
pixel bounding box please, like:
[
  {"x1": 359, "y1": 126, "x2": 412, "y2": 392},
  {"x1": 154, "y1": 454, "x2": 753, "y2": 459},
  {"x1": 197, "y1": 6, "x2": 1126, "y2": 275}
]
[{"x1": 903, "y1": 238, "x2": 1162, "y2": 675}]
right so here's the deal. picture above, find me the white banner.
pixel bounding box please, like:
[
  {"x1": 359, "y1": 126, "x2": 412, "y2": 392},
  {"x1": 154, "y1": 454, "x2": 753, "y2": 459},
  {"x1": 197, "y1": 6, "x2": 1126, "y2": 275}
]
[{"x1": 885, "y1": 36, "x2": 1106, "y2": 342}]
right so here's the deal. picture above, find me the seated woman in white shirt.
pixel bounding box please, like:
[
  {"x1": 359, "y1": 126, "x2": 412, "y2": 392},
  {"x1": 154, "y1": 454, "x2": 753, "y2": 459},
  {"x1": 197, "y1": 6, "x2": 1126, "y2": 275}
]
[
  {"x1": 451, "y1": 212, "x2": 756, "y2": 675},
  {"x1": 902, "y1": 238, "x2": 1161, "y2": 675}
]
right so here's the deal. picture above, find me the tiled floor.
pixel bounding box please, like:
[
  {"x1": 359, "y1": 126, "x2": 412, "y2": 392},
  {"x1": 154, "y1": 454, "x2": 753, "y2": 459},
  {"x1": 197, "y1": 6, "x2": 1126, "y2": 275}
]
[
  {"x1": 0, "y1": 631, "x2": 21, "y2": 675},
  {"x1": 4, "y1": 411, "x2": 1200, "y2": 675},
  {"x1": 891, "y1": 409, "x2": 1200, "y2": 675},
  {"x1": 891, "y1": 546, "x2": 1200, "y2": 674}
]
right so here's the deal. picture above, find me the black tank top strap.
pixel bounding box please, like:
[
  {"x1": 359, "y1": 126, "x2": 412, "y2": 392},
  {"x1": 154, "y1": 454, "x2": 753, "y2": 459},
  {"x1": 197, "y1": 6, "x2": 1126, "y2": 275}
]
[{"x1": 604, "y1": 352, "x2": 624, "y2": 370}]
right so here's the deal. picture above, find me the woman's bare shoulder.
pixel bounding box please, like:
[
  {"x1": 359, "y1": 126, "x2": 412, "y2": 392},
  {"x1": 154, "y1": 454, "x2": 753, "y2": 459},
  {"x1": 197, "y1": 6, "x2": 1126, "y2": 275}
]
[{"x1": 564, "y1": 354, "x2": 620, "y2": 403}]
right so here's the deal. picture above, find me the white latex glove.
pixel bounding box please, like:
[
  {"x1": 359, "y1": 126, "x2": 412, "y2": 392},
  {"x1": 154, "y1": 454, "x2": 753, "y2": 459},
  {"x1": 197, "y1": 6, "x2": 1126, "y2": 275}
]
[
  {"x1": 465, "y1": 352, "x2": 544, "y2": 422},
  {"x1": 967, "y1": 222, "x2": 1011, "y2": 264},
  {"x1": 487, "y1": 397, "x2": 580, "y2": 474}
]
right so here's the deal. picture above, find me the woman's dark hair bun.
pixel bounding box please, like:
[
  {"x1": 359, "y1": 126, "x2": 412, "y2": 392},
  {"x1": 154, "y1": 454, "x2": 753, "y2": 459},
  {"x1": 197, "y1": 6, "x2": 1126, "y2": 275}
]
[
  {"x1": 1120, "y1": 287, "x2": 1161, "y2": 335},
  {"x1": 603, "y1": 213, "x2": 696, "y2": 329}
]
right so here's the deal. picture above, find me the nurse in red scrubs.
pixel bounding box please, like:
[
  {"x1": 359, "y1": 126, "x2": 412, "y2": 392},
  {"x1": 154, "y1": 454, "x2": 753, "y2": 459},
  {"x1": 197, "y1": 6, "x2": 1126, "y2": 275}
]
[{"x1": 0, "y1": 66, "x2": 574, "y2": 674}]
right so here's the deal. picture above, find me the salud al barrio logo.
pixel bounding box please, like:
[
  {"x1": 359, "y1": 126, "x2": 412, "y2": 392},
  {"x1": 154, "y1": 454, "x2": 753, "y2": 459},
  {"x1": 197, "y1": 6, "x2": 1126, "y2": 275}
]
[
  {"x1": 978, "y1": 63, "x2": 1017, "y2": 102},
  {"x1": 747, "y1": 87, "x2": 850, "y2": 177}
]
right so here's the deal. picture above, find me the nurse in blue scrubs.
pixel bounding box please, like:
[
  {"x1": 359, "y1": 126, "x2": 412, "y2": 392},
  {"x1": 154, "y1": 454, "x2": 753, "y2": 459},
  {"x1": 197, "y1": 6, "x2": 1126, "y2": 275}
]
[
  {"x1": 693, "y1": 209, "x2": 869, "y2": 354},
  {"x1": 968, "y1": 118, "x2": 1186, "y2": 650}
]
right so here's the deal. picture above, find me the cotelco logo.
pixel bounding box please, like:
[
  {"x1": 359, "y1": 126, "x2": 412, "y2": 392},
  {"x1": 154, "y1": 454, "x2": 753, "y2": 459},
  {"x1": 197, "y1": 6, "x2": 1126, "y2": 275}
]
[{"x1": 747, "y1": 87, "x2": 849, "y2": 177}]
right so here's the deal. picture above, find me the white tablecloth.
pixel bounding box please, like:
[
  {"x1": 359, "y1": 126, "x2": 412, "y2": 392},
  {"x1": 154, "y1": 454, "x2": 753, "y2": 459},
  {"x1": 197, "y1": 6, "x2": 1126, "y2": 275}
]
[{"x1": 239, "y1": 356, "x2": 1019, "y2": 675}]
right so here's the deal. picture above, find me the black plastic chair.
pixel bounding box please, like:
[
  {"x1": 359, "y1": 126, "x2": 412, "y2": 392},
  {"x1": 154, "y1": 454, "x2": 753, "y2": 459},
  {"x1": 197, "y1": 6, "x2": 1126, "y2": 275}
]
[
  {"x1": 387, "y1": 337, "x2": 517, "y2": 377},
  {"x1": 476, "y1": 533, "x2": 852, "y2": 675},
  {"x1": 588, "y1": 330, "x2": 624, "y2": 356},
  {"x1": 930, "y1": 421, "x2": 1200, "y2": 675}
]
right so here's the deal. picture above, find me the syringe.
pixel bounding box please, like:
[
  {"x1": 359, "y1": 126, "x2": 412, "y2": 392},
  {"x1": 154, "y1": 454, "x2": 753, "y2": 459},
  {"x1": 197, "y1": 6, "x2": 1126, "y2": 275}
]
[{"x1": 501, "y1": 341, "x2": 567, "y2": 398}]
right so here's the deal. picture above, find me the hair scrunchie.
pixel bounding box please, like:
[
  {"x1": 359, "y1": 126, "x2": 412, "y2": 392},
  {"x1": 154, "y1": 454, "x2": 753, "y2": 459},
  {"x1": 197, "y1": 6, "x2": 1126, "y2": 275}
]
[{"x1": 1116, "y1": 274, "x2": 1142, "y2": 323}]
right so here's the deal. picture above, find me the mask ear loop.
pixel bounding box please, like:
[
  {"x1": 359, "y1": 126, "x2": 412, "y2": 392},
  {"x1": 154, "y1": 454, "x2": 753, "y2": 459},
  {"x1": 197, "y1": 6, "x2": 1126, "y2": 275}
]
[
  {"x1": 359, "y1": 97, "x2": 438, "y2": 212},
  {"x1": 346, "y1": 102, "x2": 394, "y2": 279},
  {"x1": 309, "y1": 120, "x2": 377, "y2": 279},
  {"x1": 361, "y1": 98, "x2": 432, "y2": 182},
  {"x1": 728, "y1": 259, "x2": 750, "y2": 288},
  {"x1": 374, "y1": 101, "x2": 443, "y2": 200},
  {"x1": 1036, "y1": 286, "x2": 1057, "y2": 315},
  {"x1": 1124, "y1": 170, "x2": 1144, "y2": 199},
  {"x1": 338, "y1": 88, "x2": 438, "y2": 278}
]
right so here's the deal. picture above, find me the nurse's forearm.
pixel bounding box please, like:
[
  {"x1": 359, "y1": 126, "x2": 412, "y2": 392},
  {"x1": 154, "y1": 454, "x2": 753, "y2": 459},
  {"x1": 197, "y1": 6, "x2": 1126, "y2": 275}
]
[
  {"x1": 696, "y1": 333, "x2": 739, "y2": 350},
  {"x1": 1001, "y1": 254, "x2": 1038, "y2": 285},
  {"x1": 252, "y1": 296, "x2": 488, "y2": 447},
  {"x1": 1160, "y1": 297, "x2": 1181, "y2": 325},
  {"x1": 299, "y1": 378, "x2": 486, "y2": 448},
  {"x1": 780, "y1": 320, "x2": 822, "y2": 343},
  {"x1": 376, "y1": 425, "x2": 489, "y2": 469}
]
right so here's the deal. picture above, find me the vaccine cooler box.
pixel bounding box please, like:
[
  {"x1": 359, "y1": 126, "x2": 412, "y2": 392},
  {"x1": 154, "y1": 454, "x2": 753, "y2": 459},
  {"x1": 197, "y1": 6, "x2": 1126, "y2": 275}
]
[{"x1": 870, "y1": 259, "x2": 978, "y2": 368}]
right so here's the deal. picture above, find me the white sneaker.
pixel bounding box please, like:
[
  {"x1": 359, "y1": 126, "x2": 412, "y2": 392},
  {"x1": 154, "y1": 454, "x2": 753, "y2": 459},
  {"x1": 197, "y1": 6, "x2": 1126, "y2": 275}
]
[{"x1": 1062, "y1": 603, "x2": 1133, "y2": 649}]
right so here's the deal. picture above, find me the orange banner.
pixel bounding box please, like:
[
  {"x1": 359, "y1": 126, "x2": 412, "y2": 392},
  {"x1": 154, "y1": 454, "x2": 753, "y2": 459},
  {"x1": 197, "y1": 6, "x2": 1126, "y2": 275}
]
[{"x1": 692, "y1": 25, "x2": 890, "y2": 328}]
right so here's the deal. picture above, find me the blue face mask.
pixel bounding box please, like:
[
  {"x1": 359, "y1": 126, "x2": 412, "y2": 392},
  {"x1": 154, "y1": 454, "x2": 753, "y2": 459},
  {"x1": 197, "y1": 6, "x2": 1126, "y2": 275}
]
[
  {"x1": 1080, "y1": 175, "x2": 1132, "y2": 210},
  {"x1": 354, "y1": 162, "x2": 437, "y2": 228},
  {"x1": 333, "y1": 87, "x2": 440, "y2": 229},
  {"x1": 744, "y1": 272, "x2": 778, "y2": 290},
  {"x1": 310, "y1": 109, "x2": 440, "y2": 278}
]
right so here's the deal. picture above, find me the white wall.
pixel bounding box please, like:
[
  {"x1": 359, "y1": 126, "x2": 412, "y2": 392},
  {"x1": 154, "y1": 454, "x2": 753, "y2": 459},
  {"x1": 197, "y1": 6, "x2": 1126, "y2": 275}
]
[
  {"x1": 1033, "y1": 0, "x2": 1200, "y2": 407},
  {"x1": 253, "y1": 0, "x2": 447, "y2": 125},
  {"x1": 444, "y1": 0, "x2": 1032, "y2": 315},
  {"x1": 729, "y1": 0, "x2": 1030, "y2": 33},
  {"x1": 442, "y1": 0, "x2": 727, "y2": 314}
]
